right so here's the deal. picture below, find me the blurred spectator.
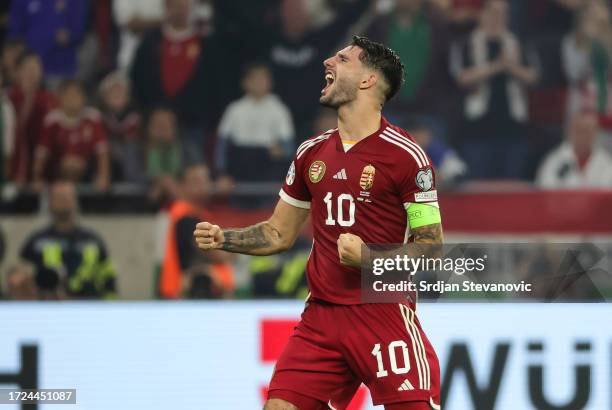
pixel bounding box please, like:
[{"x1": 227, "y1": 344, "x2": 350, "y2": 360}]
[
  {"x1": 1, "y1": 38, "x2": 25, "y2": 86},
  {"x1": 563, "y1": 1, "x2": 612, "y2": 129},
  {"x1": 0, "y1": 225, "x2": 4, "y2": 268},
  {"x1": 159, "y1": 164, "x2": 234, "y2": 299},
  {"x1": 75, "y1": 0, "x2": 119, "y2": 88},
  {"x1": 113, "y1": 0, "x2": 164, "y2": 70},
  {"x1": 366, "y1": 0, "x2": 451, "y2": 121},
  {"x1": 20, "y1": 181, "x2": 118, "y2": 299},
  {"x1": 4, "y1": 265, "x2": 38, "y2": 300},
  {"x1": 98, "y1": 71, "x2": 143, "y2": 183},
  {"x1": 7, "y1": 52, "x2": 55, "y2": 185},
  {"x1": 32, "y1": 80, "x2": 110, "y2": 191},
  {"x1": 130, "y1": 0, "x2": 210, "y2": 163},
  {"x1": 250, "y1": 236, "x2": 311, "y2": 299},
  {"x1": 8, "y1": 0, "x2": 88, "y2": 84},
  {"x1": 451, "y1": 0, "x2": 539, "y2": 179},
  {"x1": 447, "y1": 0, "x2": 485, "y2": 34},
  {"x1": 254, "y1": 0, "x2": 370, "y2": 140},
  {"x1": 405, "y1": 118, "x2": 467, "y2": 188},
  {"x1": 146, "y1": 107, "x2": 182, "y2": 203},
  {"x1": 0, "y1": 71, "x2": 16, "y2": 186},
  {"x1": 536, "y1": 110, "x2": 612, "y2": 188},
  {"x1": 216, "y1": 63, "x2": 294, "y2": 185},
  {"x1": 0, "y1": 1, "x2": 9, "y2": 49}
]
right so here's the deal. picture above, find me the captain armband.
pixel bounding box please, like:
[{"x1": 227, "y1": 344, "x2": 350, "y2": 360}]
[{"x1": 406, "y1": 202, "x2": 441, "y2": 229}]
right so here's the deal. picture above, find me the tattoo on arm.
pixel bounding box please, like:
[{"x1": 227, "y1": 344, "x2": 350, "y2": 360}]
[
  {"x1": 220, "y1": 223, "x2": 283, "y2": 254},
  {"x1": 412, "y1": 223, "x2": 444, "y2": 244}
]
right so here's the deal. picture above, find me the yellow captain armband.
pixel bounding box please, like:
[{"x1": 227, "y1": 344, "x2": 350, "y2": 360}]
[{"x1": 406, "y1": 202, "x2": 442, "y2": 229}]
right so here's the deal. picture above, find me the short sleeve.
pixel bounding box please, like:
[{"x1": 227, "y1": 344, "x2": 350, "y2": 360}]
[
  {"x1": 386, "y1": 130, "x2": 439, "y2": 208},
  {"x1": 398, "y1": 162, "x2": 438, "y2": 208},
  {"x1": 279, "y1": 148, "x2": 312, "y2": 209}
]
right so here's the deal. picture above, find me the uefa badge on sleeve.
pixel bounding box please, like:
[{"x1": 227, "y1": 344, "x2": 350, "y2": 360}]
[
  {"x1": 286, "y1": 161, "x2": 296, "y2": 185},
  {"x1": 309, "y1": 161, "x2": 326, "y2": 183},
  {"x1": 416, "y1": 168, "x2": 433, "y2": 191}
]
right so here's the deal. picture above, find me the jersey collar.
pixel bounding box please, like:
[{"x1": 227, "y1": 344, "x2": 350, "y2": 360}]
[{"x1": 334, "y1": 116, "x2": 389, "y2": 153}]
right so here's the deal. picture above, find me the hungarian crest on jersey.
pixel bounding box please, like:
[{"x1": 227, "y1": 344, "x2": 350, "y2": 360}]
[
  {"x1": 309, "y1": 161, "x2": 326, "y2": 183},
  {"x1": 359, "y1": 164, "x2": 376, "y2": 190}
]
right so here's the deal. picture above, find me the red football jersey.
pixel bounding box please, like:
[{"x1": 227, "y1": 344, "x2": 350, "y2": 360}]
[
  {"x1": 39, "y1": 108, "x2": 108, "y2": 180},
  {"x1": 280, "y1": 117, "x2": 438, "y2": 304}
]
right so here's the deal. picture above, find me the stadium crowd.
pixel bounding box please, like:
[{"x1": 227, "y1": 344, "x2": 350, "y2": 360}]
[{"x1": 1, "y1": 0, "x2": 612, "y2": 300}]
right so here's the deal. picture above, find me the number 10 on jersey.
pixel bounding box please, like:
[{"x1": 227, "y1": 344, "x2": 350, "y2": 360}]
[{"x1": 324, "y1": 192, "x2": 355, "y2": 227}]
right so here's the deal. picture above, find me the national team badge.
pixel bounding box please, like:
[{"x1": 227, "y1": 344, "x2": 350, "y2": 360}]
[
  {"x1": 308, "y1": 161, "x2": 326, "y2": 183},
  {"x1": 286, "y1": 161, "x2": 296, "y2": 185},
  {"x1": 359, "y1": 164, "x2": 376, "y2": 190},
  {"x1": 416, "y1": 168, "x2": 434, "y2": 191}
]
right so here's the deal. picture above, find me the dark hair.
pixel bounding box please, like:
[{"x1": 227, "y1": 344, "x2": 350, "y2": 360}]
[
  {"x1": 242, "y1": 61, "x2": 270, "y2": 79},
  {"x1": 57, "y1": 78, "x2": 85, "y2": 95},
  {"x1": 350, "y1": 35, "x2": 404, "y2": 103},
  {"x1": 15, "y1": 50, "x2": 39, "y2": 68}
]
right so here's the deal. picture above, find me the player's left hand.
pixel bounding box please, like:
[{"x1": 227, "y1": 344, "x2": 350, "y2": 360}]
[{"x1": 337, "y1": 233, "x2": 364, "y2": 267}]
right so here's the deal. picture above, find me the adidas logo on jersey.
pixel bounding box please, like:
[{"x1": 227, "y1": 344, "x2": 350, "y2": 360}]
[
  {"x1": 397, "y1": 379, "x2": 415, "y2": 391},
  {"x1": 332, "y1": 169, "x2": 348, "y2": 180}
]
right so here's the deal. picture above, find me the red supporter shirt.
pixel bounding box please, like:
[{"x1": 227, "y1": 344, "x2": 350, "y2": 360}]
[
  {"x1": 280, "y1": 117, "x2": 438, "y2": 305},
  {"x1": 160, "y1": 27, "x2": 201, "y2": 98},
  {"x1": 39, "y1": 108, "x2": 108, "y2": 180},
  {"x1": 8, "y1": 87, "x2": 56, "y2": 181}
]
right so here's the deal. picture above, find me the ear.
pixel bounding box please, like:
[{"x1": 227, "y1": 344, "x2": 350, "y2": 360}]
[{"x1": 359, "y1": 73, "x2": 377, "y2": 91}]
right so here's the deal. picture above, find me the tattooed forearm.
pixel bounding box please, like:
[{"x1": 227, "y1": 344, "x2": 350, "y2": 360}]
[
  {"x1": 220, "y1": 223, "x2": 284, "y2": 254},
  {"x1": 412, "y1": 223, "x2": 444, "y2": 244}
]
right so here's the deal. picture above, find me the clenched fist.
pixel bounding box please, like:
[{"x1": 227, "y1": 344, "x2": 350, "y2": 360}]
[
  {"x1": 337, "y1": 233, "x2": 364, "y2": 267},
  {"x1": 194, "y1": 222, "x2": 225, "y2": 250}
]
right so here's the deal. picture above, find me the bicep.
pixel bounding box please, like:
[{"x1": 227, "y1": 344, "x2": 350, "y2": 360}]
[{"x1": 268, "y1": 198, "x2": 310, "y2": 249}]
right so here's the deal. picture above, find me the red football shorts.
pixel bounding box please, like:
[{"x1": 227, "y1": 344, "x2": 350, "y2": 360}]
[{"x1": 268, "y1": 300, "x2": 441, "y2": 409}]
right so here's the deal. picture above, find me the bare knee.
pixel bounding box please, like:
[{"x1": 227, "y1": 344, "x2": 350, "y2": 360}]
[{"x1": 264, "y1": 398, "x2": 299, "y2": 410}]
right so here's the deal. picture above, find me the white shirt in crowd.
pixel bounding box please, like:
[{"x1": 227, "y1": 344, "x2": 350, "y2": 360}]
[
  {"x1": 536, "y1": 142, "x2": 612, "y2": 189},
  {"x1": 114, "y1": 0, "x2": 165, "y2": 70},
  {"x1": 218, "y1": 94, "x2": 294, "y2": 148},
  {"x1": 1, "y1": 95, "x2": 16, "y2": 161}
]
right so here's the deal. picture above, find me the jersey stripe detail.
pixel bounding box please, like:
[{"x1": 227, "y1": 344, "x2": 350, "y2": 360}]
[
  {"x1": 381, "y1": 130, "x2": 429, "y2": 168},
  {"x1": 297, "y1": 134, "x2": 331, "y2": 159},
  {"x1": 380, "y1": 133, "x2": 424, "y2": 168},
  {"x1": 384, "y1": 127, "x2": 430, "y2": 167},
  {"x1": 296, "y1": 129, "x2": 335, "y2": 159},
  {"x1": 279, "y1": 189, "x2": 311, "y2": 209},
  {"x1": 297, "y1": 128, "x2": 335, "y2": 151},
  {"x1": 399, "y1": 304, "x2": 423, "y2": 389},
  {"x1": 406, "y1": 306, "x2": 431, "y2": 390},
  {"x1": 430, "y1": 398, "x2": 441, "y2": 410}
]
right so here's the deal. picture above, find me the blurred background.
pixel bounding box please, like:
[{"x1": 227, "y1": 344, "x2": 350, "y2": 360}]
[{"x1": 0, "y1": 0, "x2": 611, "y2": 408}]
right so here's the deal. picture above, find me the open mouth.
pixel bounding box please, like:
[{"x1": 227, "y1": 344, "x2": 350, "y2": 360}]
[{"x1": 321, "y1": 71, "x2": 335, "y2": 95}]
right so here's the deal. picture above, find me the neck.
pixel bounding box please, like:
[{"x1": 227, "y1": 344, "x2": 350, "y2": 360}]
[
  {"x1": 54, "y1": 220, "x2": 75, "y2": 233},
  {"x1": 337, "y1": 101, "x2": 382, "y2": 142}
]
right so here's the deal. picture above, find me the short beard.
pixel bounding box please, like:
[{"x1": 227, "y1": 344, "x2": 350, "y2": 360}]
[{"x1": 319, "y1": 79, "x2": 357, "y2": 109}]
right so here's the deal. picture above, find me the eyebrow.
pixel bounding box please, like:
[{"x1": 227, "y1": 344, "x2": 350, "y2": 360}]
[{"x1": 337, "y1": 52, "x2": 349, "y2": 60}]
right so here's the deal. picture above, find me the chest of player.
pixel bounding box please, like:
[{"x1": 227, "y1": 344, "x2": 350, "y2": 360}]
[{"x1": 303, "y1": 141, "x2": 402, "y2": 218}]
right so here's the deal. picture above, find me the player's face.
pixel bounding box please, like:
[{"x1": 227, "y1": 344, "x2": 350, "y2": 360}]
[{"x1": 319, "y1": 45, "x2": 364, "y2": 108}]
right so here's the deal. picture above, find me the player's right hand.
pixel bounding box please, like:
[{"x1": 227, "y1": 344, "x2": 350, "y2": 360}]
[{"x1": 194, "y1": 222, "x2": 225, "y2": 250}]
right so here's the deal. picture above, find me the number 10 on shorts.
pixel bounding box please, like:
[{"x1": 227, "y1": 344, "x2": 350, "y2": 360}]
[{"x1": 371, "y1": 341, "x2": 410, "y2": 378}]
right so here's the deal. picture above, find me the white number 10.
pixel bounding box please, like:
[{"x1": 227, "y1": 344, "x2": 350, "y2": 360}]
[
  {"x1": 323, "y1": 192, "x2": 355, "y2": 227},
  {"x1": 372, "y1": 341, "x2": 411, "y2": 378}
]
